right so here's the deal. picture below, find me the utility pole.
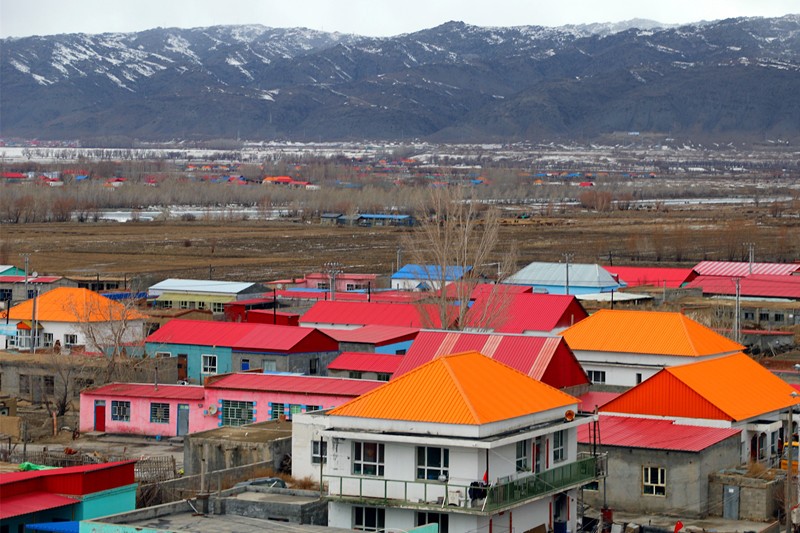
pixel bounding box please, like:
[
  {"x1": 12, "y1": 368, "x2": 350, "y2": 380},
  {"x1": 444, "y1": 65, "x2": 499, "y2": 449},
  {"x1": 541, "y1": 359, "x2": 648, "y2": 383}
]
[
  {"x1": 20, "y1": 254, "x2": 30, "y2": 301},
  {"x1": 324, "y1": 262, "x2": 343, "y2": 301},
  {"x1": 563, "y1": 253, "x2": 574, "y2": 295},
  {"x1": 745, "y1": 242, "x2": 755, "y2": 274},
  {"x1": 733, "y1": 278, "x2": 741, "y2": 344}
]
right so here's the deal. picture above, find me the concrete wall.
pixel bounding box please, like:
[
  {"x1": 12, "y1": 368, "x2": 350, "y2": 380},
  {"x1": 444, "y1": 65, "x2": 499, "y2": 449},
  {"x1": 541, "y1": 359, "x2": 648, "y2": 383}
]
[
  {"x1": 0, "y1": 414, "x2": 21, "y2": 440},
  {"x1": 708, "y1": 471, "x2": 783, "y2": 521},
  {"x1": 581, "y1": 435, "x2": 741, "y2": 517},
  {"x1": 184, "y1": 433, "x2": 292, "y2": 476}
]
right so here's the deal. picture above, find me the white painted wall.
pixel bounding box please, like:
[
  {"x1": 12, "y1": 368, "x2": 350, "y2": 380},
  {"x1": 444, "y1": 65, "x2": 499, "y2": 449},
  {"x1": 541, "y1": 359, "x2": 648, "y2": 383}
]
[
  {"x1": 575, "y1": 350, "x2": 729, "y2": 387},
  {"x1": 2, "y1": 319, "x2": 145, "y2": 353}
]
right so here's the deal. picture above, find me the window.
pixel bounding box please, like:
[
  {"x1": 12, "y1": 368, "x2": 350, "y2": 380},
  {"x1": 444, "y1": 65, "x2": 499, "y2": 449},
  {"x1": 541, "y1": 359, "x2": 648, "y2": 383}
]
[
  {"x1": 306, "y1": 405, "x2": 321, "y2": 412},
  {"x1": 19, "y1": 374, "x2": 30, "y2": 395},
  {"x1": 349, "y1": 371, "x2": 363, "y2": 379},
  {"x1": 309, "y1": 358, "x2": 319, "y2": 375},
  {"x1": 150, "y1": 402, "x2": 170, "y2": 424},
  {"x1": 111, "y1": 400, "x2": 131, "y2": 422},
  {"x1": 271, "y1": 402, "x2": 285, "y2": 420},
  {"x1": 417, "y1": 446, "x2": 449, "y2": 481},
  {"x1": 377, "y1": 373, "x2": 391, "y2": 382},
  {"x1": 28, "y1": 289, "x2": 36, "y2": 299},
  {"x1": 290, "y1": 404, "x2": 303, "y2": 418},
  {"x1": 553, "y1": 430, "x2": 566, "y2": 463},
  {"x1": 396, "y1": 349, "x2": 407, "y2": 355},
  {"x1": 43, "y1": 376, "x2": 55, "y2": 396},
  {"x1": 636, "y1": 373, "x2": 643, "y2": 384},
  {"x1": 202, "y1": 354, "x2": 217, "y2": 374},
  {"x1": 212, "y1": 302, "x2": 224, "y2": 313},
  {"x1": 744, "y1": 311, "x2": 755, "y2": 321},
  {"x1": 0, "y1": 289, "x2": 11, "y2": 301},
  {"x1": 179, "y1": 301, "x2": 190, "y2": 309},
  {"x1": 155, "y1": 351, "x2": 171, "y2": 358},
  {"x1": 316, "y1": 282, "x2": 330, "y2": 290},
  {"x1": 43, "y1": 333, "x2": 54, "y2": 348},
  {"x1": 161, "y1": 300, "x2": 173, "y2": 309},
  {"x1": 759, "y1": 312, "x2": 770, "y2": 321},
  {"x1": 353, "y1": 507, "x2": 384, "y2": 532},
  {"x1": 643, "y1": 466, "x2": 666, "y2": 496},
  {"x1": 64, "y1": 334, "x2": 78, "y2": 347},
  {"x1": 353, "y1": 442, "x2": 385, "y2": 476},
  {"x1": 775, "y1": 313, "x2": 785, "y2": 322},
  {"x1": 263, "y1": 360, "x2": 277, "y2": 372},
  {"x1": 197, "y1": 301, "x2": 206, "y2": 310},
  {"x1": 584, "y1": 480, "x2": 600, "y2": 491},
  {"x1": 312, "y1": 440, "x2": 328, "y2": 464},
  {"x1": 417, "y1": 512, "x2": 449, "y2": 533},
  {"x1": 588, "y1": 370, "x2": 606, "y2": 383},
  {"x1": 221, "y1": 399, "x2": 255, "y2": 426},
  {"x1": 241, "y1": 358, "x2": 250, "y2": 371},
  {"x1": 516, "y1": 440, "x2": 530, "y2": 472}
]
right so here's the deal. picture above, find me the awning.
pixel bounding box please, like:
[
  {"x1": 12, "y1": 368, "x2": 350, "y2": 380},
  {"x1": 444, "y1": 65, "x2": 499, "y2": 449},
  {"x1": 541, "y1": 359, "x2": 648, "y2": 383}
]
[
  {"x1": 0, "y1": 491, "x2": 78, "y2": 519},
  {"x1": 16, "y1": 320, "x2": 43, "y2": 330}
]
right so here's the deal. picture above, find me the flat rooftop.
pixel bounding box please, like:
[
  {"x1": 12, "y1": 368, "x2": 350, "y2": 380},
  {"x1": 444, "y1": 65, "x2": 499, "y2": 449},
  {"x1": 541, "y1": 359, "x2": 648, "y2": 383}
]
[{"x1": 101, "y1": 512, "x2": 354, "y2": 533}]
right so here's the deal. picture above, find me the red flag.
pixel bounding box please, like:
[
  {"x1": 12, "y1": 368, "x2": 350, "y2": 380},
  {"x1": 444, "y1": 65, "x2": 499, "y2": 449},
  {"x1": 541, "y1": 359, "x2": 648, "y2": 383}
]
[
  {"x1": 674, "y1": 521, "x2": 683, "y2": 533},
  {"x1": 483, "y1": 470, "x2": 488, "y2": 484}
]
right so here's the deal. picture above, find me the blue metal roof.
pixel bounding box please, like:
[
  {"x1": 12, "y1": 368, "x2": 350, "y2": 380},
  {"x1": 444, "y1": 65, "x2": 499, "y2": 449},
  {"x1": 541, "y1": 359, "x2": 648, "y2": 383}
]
[
  {"x1": 25, "y1": 522, "x2": 79, "y2": 533},
  {"x1": 391, "y1": 264, "x2": 471, "y2": 281}
]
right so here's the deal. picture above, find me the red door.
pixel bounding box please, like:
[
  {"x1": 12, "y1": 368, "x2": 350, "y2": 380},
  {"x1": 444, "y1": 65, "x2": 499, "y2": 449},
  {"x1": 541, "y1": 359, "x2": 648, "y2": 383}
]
[{"x1": 94, "y1": 401, "x2": 106, "y2": 432}]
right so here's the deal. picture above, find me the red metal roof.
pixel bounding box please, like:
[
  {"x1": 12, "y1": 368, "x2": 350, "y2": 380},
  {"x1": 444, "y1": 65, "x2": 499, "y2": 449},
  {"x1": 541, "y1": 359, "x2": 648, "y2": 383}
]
[
  {"x1": 394, "y1": 330, "x2": 589, "y2": 389},
  {"x1": 692, "y1": 261, "x2": 800, "y2": 277},
  {"x1": 82, "y1": 383, "x2": 205, "y2": 400},
  {"x1": 465, "y1": 293, "x2": 588, "y2": 333},
  {"x1": 603, "y1": 266, "x2": 698, "y2": 289},
  {"x1": 0, "y1": 492, "x2": 78, "y2": 520},
  {"x1": 328, "y1": 352, "x2": 404, "y2": 373},
  {"x1": 203, "y1": 373, "x2": 383, "y2": 396},
  {"x1": 686, "y1": 274, "x2": 800, "y2": 299},
  {"x1": 577, "y1": 391, "x2": 620, "y2": 412},
  {"x1": 320, "y1": 324, "x2": 420, "y2": 345},
  {"x1": 301, "y1": 301, "x2": 450, "y2": 328},
  {"x1": 577, "y1": 415, "x2": 741, "y2": 452},
  {"x1": 145, "y1": 320, "x2": 338, "y2": 352}
]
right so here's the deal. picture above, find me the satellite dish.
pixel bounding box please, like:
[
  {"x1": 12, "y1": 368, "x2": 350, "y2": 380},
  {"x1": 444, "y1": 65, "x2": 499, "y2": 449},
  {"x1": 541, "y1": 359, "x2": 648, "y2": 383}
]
[
  {"x1": 31, "y1": 271, "x2": 38, "y2": 278},
  {"x1": 564, "y1": 409, "x2": 575, "y2": 422},
  {"x1": 207, "y1": 405, "x2": 218, "y2": 415}
]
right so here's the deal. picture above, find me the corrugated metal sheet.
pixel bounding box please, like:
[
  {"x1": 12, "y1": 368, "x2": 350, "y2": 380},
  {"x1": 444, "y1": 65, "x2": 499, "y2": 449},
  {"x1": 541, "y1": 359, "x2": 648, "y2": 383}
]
[
  {"x1": 0, "y1": 492, "x2": 77, "y2": 519},
  {"x1": 205, "y1": 373, "x2": 382, "y2": 397},
  {"x1": 5, "y1": 287, "x2": 147, "y2": 322},
  {"x1": 320, "y1": 324, "x2": 420, "y2": 344},
  {"x1": 148, "y1": 278, "x2": 258, "y2": 295},
  {"x1": 601, "y1": 353, "x2": 799, "y2": 422},
  {"x1": 686, "y1": 274, "x2": 800, "y2": 299},
  {"x1": 503, "y1": 262, "x2": 626, "y2": 289},
  {"x1": 692, "y1": 261, "x2": 800, "y2": 277},
  {"x1": 83, "y1": 383, "x2": 205, "y2": 400},
  {"x1": 328, "y1": 352, "x2": 404, "y2": 373},
  {"x1": 393, "y1": 331, "x2": 589, "y2": 390},
  {"x1": 577, "y1": 415, "x2": 741, "y2": 452},
  {"x1": 465, "y1": 293, "x2": 588, "y2": 333},
  {"x1": 577, "y1": 391, "x2": 620, "y2": 412},
  {"x1": 560, "y1": 309, "x2": 743, "y2": 356},
  {"x1": 25, "y1": 521, "x2": 79, "y2": 533},
  {"x1": 604, "y1": 266, "x2": 698, "y2": 288},
  {"x1": 0, "y1": 275, "x2": 63, "y2": 283},
  {"x1": 300, "y1": 301, "x2": 448, "y2": 328},
  {"x1": 329, "y1": 351, "x2": 577, "y2": 424},
  {"x1": 146, "y1": 320, "x2": 337, "y2": 352},
  {"x1": 391, "y1": 264, "x2": 470, "y2": 281}
]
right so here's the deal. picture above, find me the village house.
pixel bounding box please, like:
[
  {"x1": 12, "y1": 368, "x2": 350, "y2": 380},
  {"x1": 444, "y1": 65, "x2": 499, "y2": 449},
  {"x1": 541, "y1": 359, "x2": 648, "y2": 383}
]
[
  {"x1": 292, "y1": 350, "x2": 605, "y2": 533},
  {"x1": 503, "y1": 262, "x2": 626, "y2": 295},
  {"x1": 391, "y1": 264, "x2": 471, "y2": 291},
  {"x1": 327, "y1": 351, "x2": 403, "y2": 381},
  {"x1": 147, "y1": 278, "x2": 268, "y2": 316},
  {"x1": 0, "y1": 274, "x2": 79, "y2": 305},
  {"x1": 559, "y1": 309, "x2": 744, "y2": 388},
  {"x1": 464, "y1": 291, "x2": 589, "y2": 334},
  {"x1": 300, "y1": 300, "x2": 453, "y2": 329},
  {"x1": 144, "y1": 320, "x2": 340, "y2": 383},
  {"x1": 321, "y1": 324, "x2": 419, "y2": 354}
]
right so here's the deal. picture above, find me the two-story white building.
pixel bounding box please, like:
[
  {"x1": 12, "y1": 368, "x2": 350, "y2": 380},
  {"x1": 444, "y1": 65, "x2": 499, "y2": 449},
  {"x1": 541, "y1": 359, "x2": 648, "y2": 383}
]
[{"x1": 293, "y1": 350, "x2": 605, "y2": 533}]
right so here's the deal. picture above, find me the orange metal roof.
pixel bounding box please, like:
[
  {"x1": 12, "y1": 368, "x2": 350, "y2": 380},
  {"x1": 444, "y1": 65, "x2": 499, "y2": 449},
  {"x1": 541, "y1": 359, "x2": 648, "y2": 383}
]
[
  {"x1": 560, "y1": 309, "x2": 743, "y2": 356},
  {"x1": 4, "y1": 287, "x2": 147, "y2": 323},
  {"x1": 600, "y1": 353, "x2": 799, "y2": 422},
  {"x1": 329, "y1": 350, "x2": 577, "y2": 425}
]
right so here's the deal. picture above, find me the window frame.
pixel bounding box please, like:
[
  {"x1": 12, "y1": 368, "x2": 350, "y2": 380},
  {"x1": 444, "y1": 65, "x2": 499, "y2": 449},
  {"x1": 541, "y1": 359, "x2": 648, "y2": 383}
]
[
  {"x1": 202, "y1": 354, "x2": 218, "y2": 375},
  {"x1": 212, "y1": 302, "x2": 224, "y2": 313},
  {"x1": 353, "y1": 441, "x2": 385, "y2": 477},
  {"x1": 553, "y1": 429, "x2": 566, "y2": 463},
  {"x1": 417, "y1": 446, "x2": 449, "y2": 481},
  {"x1": 271, "y1": 402, "x2": 285, "y2": 420},
  {"x1": 642, "y1": 466, "x2": 666, "y2": 496},
  {"x1": 43, "y1": 375, "x2": 55, "y2": 396},
  {"x1": 111, "y1": 400, "x2": 131, "y2": 422},
  {"x1": 221, "y1": 399, "x2": 255, "y2": 427},
  {"x1": 312, "y1": 440, "x2": 328, "y2": 464},
  {"x1": 150, "y1": 402, "x2": 170, "y2": 424},
  {"x1": 353, "y1": 506, "x2": 385, "y2": 532},
  {"x1": 587, "y1": 370, "x2": 606, "y2": 383},
  {"x1": 64, "y1": 333, "x2": 78, "y2": 347},
  {"x1": 516, "y1": 439, "x2": 530, "y2": 472},
  {"x1": 417, "y1": 511, "x2": 449, "y2": 533}
]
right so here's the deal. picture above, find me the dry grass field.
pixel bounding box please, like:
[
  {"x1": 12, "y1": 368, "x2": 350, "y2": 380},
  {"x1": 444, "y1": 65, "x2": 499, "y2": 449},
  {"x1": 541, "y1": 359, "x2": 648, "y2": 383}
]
[{"x1": 3, "y1": 200, "x2": 797, "y2": 286}]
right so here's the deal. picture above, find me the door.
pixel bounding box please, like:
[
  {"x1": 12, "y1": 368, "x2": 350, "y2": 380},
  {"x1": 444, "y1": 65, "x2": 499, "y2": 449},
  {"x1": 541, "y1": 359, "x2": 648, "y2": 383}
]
[
  {"x1": 177, "y1": 404, "x2": 190, "y2": 436},
  {"x1": 94, "y1": 400, "x2": 106, "y2": 432},
  {"x1": 723, "y1": 485, "x2": 739, "y2": 520},
  {"x1": 177, "y1": 354, "x2": 188, "y2": 381}
]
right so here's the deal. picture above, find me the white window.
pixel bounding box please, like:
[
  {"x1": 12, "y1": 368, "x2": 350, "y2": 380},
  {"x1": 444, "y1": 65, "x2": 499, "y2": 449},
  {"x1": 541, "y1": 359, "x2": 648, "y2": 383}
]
[
  {"x1": 150, "y1": 402, "x2": 170, "y2": 424},
  {"x1": 221, "y1": 399, "x2": 255, "y2": 426},
  {"x1": 64, "y1": 334, "x2": 78, "y2": 347},
  {"x1": 353, "y1": 442, "x2": 385, "y2": 476},
  {"x1": 111, "y1": 400, "x2": 131, "y2": 422},
  {"x1": 43, "y1": 333, "x2": 54, "y2": 348},
  {"x1": 417, "y1": 446, "x2": 449, "y2": 481},
  {"x1": 155, "y1": 351, "x2": 171, "y2": 358},
  {"x1": 553, "y1": 430, "x2": 566, "y2": 463},
  {"x1": 197, "y1": 301, "x2": 206, "y2": 310},
  {"x1": 643, "y1": 466, "x2": 666, "y2": 496},
  {"x1": 212, "y1": 302, "x2": 224, "y2": 313},
  {"x1": 271, "y1": 402, "x2": 285, "y2": 420},
  {"x1": 161, "y1": 300, "x2": 173, "y2": 309},
  {"x1": 353, "y1": 507, "x2": 384, "y2": 532},
  {"x1": 202, "y1": 354, "x2": 217, "y2": 374},
  {"x1": 312, "y1": 440, "x2": 327, "y2": 464},
  {"x1": 516, "y1": 440, "x2": 530, "y2": 472},
  {"x1": 179, "y1": 301, "x2": 190, "y2": 309},
  {"x1": 588, "y1": 370, "x2": 606, "y2": 383}
]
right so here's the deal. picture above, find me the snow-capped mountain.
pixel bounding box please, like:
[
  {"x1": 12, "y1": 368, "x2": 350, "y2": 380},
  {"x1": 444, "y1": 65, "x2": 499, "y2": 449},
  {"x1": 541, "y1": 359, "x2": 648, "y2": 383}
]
[{"x1": 2, "y1": 16, "x2": 799, "y2": 142}]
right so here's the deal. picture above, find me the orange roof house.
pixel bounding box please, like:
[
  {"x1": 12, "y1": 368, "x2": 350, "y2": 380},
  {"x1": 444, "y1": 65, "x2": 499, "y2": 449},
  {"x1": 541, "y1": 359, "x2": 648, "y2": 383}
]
[
  {"x1": 600, "y1": 353, "x2": 799, "y2": 465},
  {"x1": 292, "y1": 351, "x2": 602, "y2": 532},
  {"x1": 560, "y1": 309, "x2": 744, "y2": 387},
  {"x1": 1, "y1": 287, "x2": 146, "y2": 353}
]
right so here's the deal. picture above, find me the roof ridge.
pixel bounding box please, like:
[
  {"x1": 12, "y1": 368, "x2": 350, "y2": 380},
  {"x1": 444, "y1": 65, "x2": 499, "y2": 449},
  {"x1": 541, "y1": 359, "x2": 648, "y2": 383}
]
[{"x1": 664, "y1": 361, "x2": 738, "y2": 420}]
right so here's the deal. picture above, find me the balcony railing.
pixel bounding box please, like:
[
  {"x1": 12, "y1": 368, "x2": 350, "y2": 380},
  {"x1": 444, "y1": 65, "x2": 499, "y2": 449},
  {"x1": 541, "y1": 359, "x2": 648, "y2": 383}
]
[{"x1": 324, "y1": 453, "x2": 605, "y2": 515}]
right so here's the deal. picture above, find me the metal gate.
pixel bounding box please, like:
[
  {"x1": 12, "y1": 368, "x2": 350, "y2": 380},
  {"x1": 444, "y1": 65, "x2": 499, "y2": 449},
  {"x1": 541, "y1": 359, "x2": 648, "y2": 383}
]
[{"x1": 723, "y1": 484, "x2": 740, "y2": 520}]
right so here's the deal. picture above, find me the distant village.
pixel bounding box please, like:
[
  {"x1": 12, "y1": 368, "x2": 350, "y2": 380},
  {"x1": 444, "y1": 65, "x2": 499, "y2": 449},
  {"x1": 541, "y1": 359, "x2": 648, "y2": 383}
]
[{"x1": 1, "y1": 250, "x2": 800, "y2": 533}]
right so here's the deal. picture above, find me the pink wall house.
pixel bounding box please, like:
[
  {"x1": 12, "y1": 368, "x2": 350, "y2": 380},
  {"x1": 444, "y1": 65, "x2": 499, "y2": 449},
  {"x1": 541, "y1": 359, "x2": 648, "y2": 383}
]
[{"x1": 80, "y1": 374, "x2": 383, "y2": 437}]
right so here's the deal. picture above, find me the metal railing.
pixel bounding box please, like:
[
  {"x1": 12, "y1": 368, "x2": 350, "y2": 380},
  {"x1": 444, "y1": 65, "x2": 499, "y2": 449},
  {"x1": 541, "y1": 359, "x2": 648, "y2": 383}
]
[{"x1": 324, "y1": 453, "x2": 605, "y2": 514}]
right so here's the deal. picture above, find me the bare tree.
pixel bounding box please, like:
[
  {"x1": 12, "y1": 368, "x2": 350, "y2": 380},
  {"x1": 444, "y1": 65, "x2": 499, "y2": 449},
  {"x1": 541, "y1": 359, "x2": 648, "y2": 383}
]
[{"x1": 402, "y1": 187, "x2": 517, "y2": 331}]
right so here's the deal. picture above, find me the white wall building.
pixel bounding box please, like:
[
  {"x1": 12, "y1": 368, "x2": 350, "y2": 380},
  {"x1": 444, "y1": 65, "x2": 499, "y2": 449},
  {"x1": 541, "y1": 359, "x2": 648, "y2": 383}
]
[{"x1": 293, "y1": 351, "x2": 605, "y2": 533}]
